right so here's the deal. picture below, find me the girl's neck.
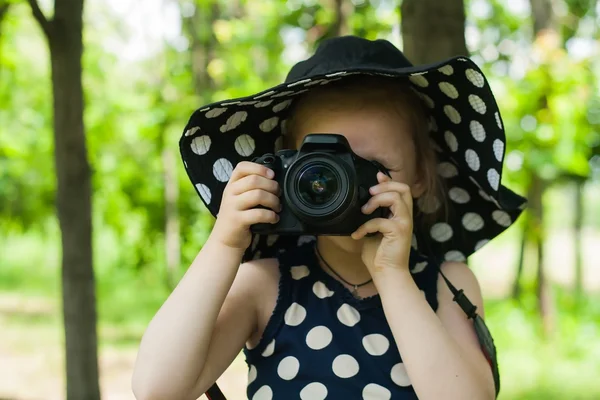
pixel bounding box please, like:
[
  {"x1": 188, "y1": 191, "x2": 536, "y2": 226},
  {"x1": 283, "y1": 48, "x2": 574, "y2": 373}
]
[{"x1": 315, "y1": 236, "x2": 372, "y2": 285}]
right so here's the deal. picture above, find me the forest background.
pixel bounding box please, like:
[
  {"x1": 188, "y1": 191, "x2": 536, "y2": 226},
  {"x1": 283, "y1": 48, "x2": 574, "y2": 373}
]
[{"x1": 1, "y1": 0, "x2": 599, "y2": 399}]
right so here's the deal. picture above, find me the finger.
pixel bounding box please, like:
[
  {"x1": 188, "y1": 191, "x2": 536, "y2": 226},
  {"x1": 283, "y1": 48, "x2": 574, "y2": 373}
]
[
  {"x1": 230, "y1": 161, "x2": 274, "y2": 183},
  {"x1": 351, "y1": 218, "x2": 395, "y2": 240},
  {"x1": 240, "y1": 208, "x2": 279, "y2": 225},
  {"x1": 362, "y1": 192, "x2": 410, "y2": 219},
  {"x1": 369, "y1": 181, "x2": 413, "y2": 212},
  {"x1": 230, "y1": 174, "x2": 279, "y2": 196},
  {"x1": 236, "y1": 189, "x2": 281, "y2": 211},
  {"x1": 377, "y1": 171, "x2": 392, "y2": 183}
]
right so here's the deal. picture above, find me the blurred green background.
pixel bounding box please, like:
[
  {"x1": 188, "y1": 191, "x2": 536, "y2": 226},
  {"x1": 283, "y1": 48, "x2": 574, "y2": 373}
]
[{"x1": 1, "y1": 0, "x2": 599, "y2": 399}]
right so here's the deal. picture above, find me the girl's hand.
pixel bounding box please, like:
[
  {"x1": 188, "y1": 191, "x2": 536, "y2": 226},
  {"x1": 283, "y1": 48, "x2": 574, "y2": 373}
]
[
  {"x1": 351, "y1": 172, "x2": 413, "y2": 273},
  {"x1": 211, "y1": 161, "x2": 281, "y2": 250}
]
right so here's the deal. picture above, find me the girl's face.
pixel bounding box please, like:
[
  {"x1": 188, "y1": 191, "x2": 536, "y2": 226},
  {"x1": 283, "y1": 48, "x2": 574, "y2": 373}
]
[{"x1": 289, "y1": 92, "x2": 426, "y2": 251}]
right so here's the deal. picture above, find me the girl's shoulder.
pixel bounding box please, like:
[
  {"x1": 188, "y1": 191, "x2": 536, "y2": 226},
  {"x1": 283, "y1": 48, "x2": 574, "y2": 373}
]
[{"x1": 239, "y1": 257, "x2": 281, "y2": 292}]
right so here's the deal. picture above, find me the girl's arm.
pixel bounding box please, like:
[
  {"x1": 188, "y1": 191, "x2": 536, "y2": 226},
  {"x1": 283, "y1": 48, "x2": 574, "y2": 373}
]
[
  {"x1": 375, "y1": 262, "x2": 496, "y2": 400},
  {"x1": 133, "y1": 161, "x2": 280, "y2": 400},
  {"x1": 132, "y1": 238, "x2": 262, "y2": 400}
]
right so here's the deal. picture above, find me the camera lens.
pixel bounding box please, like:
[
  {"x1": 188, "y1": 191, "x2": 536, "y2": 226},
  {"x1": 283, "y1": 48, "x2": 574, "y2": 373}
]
[{"x1": 297, "y1": 164, "x2": 339, "y2": 207}]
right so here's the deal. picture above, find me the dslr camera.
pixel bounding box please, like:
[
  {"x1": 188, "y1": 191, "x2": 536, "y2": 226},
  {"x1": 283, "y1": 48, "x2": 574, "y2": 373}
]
[{"x1": 250, "y1": 134, "x2": 389, "y2": 235}]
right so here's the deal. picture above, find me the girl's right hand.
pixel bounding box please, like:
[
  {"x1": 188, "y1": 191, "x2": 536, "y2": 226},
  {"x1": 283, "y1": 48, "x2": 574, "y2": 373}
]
[{"x1": 210, "y1": 161, "x2": 281, "y2": 250}]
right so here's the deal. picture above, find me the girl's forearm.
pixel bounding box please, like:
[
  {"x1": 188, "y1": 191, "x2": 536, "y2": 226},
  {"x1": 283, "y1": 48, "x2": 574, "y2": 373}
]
[
  {"x1": 132, "y1": 237, "x2": 245, "y2": 399},
  {"x1": 375, "y1": 269, "x2": 493, "y2": 400}
]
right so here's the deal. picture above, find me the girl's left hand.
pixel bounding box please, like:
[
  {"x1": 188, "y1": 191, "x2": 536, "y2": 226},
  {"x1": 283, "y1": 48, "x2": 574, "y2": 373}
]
[{"x1": 351, "y1": 172, "x2": 413, "y2": 273}]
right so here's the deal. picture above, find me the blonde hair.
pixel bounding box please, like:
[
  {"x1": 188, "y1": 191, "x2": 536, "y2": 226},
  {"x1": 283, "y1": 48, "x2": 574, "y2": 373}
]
[{"x1": 285, "y1": 75, "x2": 448, "y2": 226}]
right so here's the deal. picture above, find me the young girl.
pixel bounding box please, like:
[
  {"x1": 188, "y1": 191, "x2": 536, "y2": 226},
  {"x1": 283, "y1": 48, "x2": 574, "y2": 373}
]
[{"x1": 133, "y1": 36, "x2": 526, "y2": 400}]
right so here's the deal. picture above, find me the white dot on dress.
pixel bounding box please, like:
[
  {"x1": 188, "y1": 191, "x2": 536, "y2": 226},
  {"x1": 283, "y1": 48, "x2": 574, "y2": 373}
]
[
  {"x1": 488, "y1": 168, "x2": 500, "y2": 191},
  {"x1": 306, "y1": 326, "x2": 333, "y2": 350},
  {"x1": 261, "y1": 339, "x2": 275, "y2": 357},
  {"x1": 254, "y1": 100, "x2": 273, "y2": 108},
  {"x1": 273, "y1": 99, "x2": 293, "y2": 112},
  {"x1": 465, "y1": 69, "x2": 485, "y2": 87},
  {"x1": 252, "y1": 385, "x2": 273, "y2": 400},
  {"x1": 493, "y1": 139, "x2": 504, "y2": 162},
  {"x1": 444, "y1": 131, "x2": 458, "y2": 152},
  {"x1": 437, "y1": 162, "x2": 459, "y2": 178},
  {"x1": 184, "y1": 126, "x2": 200, "y2": 136},
  {"x1": 411, "y1": 261, "x2": 428, "y2": 274},
  {"x1": 212, "y1": 158, "x2": 234, "y2": 182},
  {"x1": 462, "y1": 212, "x2": 485, "y2": 231},
  {"x1": 332, "y1": 354, "x2": 360, "y2": 378},
  {"x1": 430, "y1": 223, "x2": 453, "y2": 242},
  {"x1": 470, "y1": 121, "x2": 486, "y2": 142},
  {"x1": 277, "y1": 356, "x2": 300, "y2": 380},
  {"x1": 234, "y1": 134, "x2": 256, "y2": 156},
  {"x1": 449, "y1": 187, "x2": 470, "y2": 204},
  {"x1": 492, "y1": 210, "x2": 512, "y2": 227},
  {"x1": 337, "y1": 304, "x2": 361, "y2": 327},
  {"x1": 390, "y1": 363, "x2": 412, "y2": 387},
  {"x1": 195, "y1": 183, "x2": 211, "y2": 205},
  {"x1": 220, "y1": 111, "x2": 248, "y2": 132},
  {"x1": 191, "y1": 135, "x2": 211, "y2": 155},
  {"x1": 248, "y1": 365, "x2": 257, "y2": 384},
  {"x1": 313, "y1": 281, "x2": 334, "y2": 298},
  {"x1": 362, "y1": 334, "x2": 390, "y2": 356},
  {"x1": 259, "y1": 117, "x2": 279, "y2": 133},
  {"x1": 445, "y1": 250, "x2": 466, "y2": 262},
  {"x1": 291, "y1": 265, "x2": 310, "y2": 280},
  {"x1": 362, "y1": 383, "x2": 391, "y2": 400},
  {"x1": 465, "y1": 149, "x2": 481, "y2": 171},
  {"x1": 439, "y1": 82, "x2": 459, "y2": 99},
  {"x1": 300, "y1": 382, "x2": 328, "y2": 400},
  {"x1": 284, "y1": 303, "x2": 306, "y2": 326},
  {"x1": 439, "y1": 65, "x2": 454, "y2": 75},
  {"x1": 417, "y1": 196, "x2": 441, "y2": 213},
  {"x1": 409, "y1": 74, "x2": 429, "y2": 87},
  {"x1": 205, "y1": 107, "x2": 227, "y2": 118},
  {"x1": 475, "y1": 239, "x2": 490, "y2": 251},
  {"x1": 469, "y1": 94, "x2": 487, "y2": 114},
  {"x1": 444, "y1": 105, "x2": 462, "y2": 124}
]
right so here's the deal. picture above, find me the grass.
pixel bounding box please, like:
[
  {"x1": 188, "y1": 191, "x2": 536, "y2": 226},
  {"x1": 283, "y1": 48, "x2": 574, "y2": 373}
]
[{"x1": 1, "y1": 220, "x2": 600, "y2": 399}]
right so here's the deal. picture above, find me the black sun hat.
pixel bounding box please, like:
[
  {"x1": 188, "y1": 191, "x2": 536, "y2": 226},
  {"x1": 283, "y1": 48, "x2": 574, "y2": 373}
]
[{"x1": 179, "y1": 35, "x2": 527, "y2": 265}]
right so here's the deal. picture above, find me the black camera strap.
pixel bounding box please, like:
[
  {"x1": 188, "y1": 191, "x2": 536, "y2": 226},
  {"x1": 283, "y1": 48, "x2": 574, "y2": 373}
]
[
  {"x1": 437, "y1": 268, "x2": 501, "y2": 398},
  {"x1": 204, "y1": 271, "x2": 499, "y2": 399},
  {"x1": 206, "y1": 383, "x2": 227, "y2": 400}
]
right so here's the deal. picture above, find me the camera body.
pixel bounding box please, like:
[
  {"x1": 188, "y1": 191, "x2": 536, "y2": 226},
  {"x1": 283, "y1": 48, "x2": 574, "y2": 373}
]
[{"x1": 250, "y1": 134, "x2": 388, "y2": 235}]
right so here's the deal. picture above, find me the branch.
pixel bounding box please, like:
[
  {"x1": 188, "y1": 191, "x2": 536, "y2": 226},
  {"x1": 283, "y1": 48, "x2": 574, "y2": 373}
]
[{"x1": 27, "y1": 0, "x2": 52, "y2": 38}]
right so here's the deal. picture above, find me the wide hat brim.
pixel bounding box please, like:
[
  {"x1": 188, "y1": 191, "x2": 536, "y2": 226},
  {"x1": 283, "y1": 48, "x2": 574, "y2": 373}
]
[{"x1": 179, "y1": 36, "x2": 527, "y2": 266}]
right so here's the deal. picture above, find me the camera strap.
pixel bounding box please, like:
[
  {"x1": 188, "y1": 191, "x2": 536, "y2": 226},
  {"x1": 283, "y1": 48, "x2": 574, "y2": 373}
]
[
  {"x1": 437, "y1": 268, "x2": 501, "y2": 398},
  {"x1": 204, "y1": 270, "x2": 499, "y2": 400}
]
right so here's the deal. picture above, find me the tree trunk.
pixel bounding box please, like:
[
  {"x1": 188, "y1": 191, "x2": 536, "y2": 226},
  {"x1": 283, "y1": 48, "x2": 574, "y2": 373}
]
[
  {"x1": 400, "y1": 0, "x2": 469, "y2": 64},
  {"x1": 529, "y1": 0, "x2": 556, "y2": 336},
  {"x1": 183, "y1": 0, "x2": 219, "y2": 97},
  {"x1": 332, "y1": 0, "x2": 352, "y2": 37},
  {"x1": 0, "y1": 1, "x2": 9, "y2": 43},
  {"x1": 530, "y1": 175, "x2": 554, "y2": 335},
  {"x1": 511, "y1": 212, "x2": 528, "y2": 300},
  {"x1": 27, "y1": 0, "x2": 101, "y2": 399},
  {"x1": 574, "y1": 179, "x2": 584, "y2": 302}
]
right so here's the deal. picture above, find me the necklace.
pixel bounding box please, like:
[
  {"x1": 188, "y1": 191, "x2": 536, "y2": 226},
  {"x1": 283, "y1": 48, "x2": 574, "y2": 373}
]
[{"x1": 315, "y1": 246, "x2": 373, "y2": 299}]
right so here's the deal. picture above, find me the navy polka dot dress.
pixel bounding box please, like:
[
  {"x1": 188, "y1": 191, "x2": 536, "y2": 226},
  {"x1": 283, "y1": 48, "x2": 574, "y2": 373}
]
[{"x1": 244, "y1": 240, "x2": 440, "y2": 400}]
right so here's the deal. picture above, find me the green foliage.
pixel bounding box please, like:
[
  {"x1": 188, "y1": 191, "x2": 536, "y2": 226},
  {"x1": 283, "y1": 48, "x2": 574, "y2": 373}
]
[{"x1": 1, "y1": 1, "x2": 599, "y2": 398}]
